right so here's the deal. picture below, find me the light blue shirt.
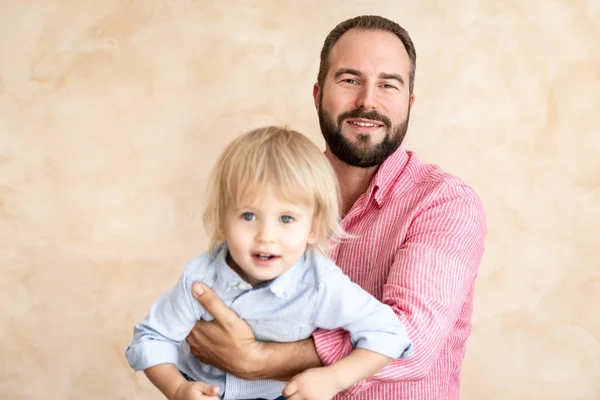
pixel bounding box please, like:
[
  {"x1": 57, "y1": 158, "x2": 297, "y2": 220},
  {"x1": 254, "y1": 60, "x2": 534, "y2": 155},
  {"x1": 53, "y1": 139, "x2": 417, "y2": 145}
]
[{"x1": 125, "y1": 245, "x2": 412, "y2": 400}]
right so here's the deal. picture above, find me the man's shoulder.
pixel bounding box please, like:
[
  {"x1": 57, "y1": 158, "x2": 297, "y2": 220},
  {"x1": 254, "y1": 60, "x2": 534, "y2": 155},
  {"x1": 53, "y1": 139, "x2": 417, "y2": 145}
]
[
  {"x1": 405, "y1": 150, "x2": 472, "y2": 188},
  {"x1": 378, "y1": 149, "x2": 485, "y2": 224},
  {"x1": 400, "y1": 151, "x2": 485, "y2": 227},
  {"x1": 388, "y1": 149, "x2": 480, "y2": 202}
]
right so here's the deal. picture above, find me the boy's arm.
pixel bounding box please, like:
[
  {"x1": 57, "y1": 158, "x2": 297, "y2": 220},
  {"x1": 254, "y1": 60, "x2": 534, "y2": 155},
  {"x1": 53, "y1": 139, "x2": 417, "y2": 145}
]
[
  {"x1": 282, "y1": 348, "x2": 390, "y2": 399},
  {"x1": 126, "y1": 260, "x2": 204, "y2": 372},
  {"x1": 326, "y1": 349, "x2": 391, "y2": 389},
  {"x1": 311, "y1": 266, "x2": 413, "y2": 361},
  {"x1": 145, "y1": 364, "x2": 185, "y2": 400},
  {"x1": 282, "y1": 266, "x2": 411, "y2": 398},
  {"x1": 144, "y1": 364, "x2": 220, "y2": 400}
]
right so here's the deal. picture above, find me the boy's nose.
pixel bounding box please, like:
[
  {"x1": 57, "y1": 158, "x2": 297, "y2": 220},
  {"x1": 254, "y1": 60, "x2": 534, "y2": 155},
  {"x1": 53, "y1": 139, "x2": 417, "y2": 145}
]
[{"x1": 256, "y1": 223, "x2": 276, "y2": 243}]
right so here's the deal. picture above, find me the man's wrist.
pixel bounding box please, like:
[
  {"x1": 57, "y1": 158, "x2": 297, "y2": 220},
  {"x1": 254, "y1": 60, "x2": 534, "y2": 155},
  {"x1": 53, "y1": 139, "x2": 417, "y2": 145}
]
[
  {"x1": 234, "y1": 339, "x2": 322, "y2": 381},
  {"x1": 235, "y1": 341, "x2": 269, "y2": 380}
]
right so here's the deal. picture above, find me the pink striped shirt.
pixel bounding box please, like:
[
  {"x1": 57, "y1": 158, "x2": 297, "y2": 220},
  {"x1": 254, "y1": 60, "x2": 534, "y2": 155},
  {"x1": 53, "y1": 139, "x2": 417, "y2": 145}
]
[{"x1": 313, "y1": 147, "x2": 486, "y2": 400}]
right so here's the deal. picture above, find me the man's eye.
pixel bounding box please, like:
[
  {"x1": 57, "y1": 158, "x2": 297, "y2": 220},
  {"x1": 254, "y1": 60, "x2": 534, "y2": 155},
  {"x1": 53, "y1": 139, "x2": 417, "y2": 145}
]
[
  {"x1": 280, "y1": 215, "x2": 294, "y2": 223},
  {"x1": 382, "y1": 83, "x2": 397, "y2": 89},
  {"x1": 241, "y1": 212, "x2": 256, "y2": 221},
  {"x1": 344, "y1": 79, "x2": 358, "y2": 84}
]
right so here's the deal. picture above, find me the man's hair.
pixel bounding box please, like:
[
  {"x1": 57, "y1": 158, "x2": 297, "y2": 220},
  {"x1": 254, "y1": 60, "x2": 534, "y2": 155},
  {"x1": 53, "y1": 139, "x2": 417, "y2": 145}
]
[
  {"x1": 203, "y1": 126, "x2": 346, "y2": 256},
  {"x1": 317, "y1": 15, "x2": 417, "y2": 94}
]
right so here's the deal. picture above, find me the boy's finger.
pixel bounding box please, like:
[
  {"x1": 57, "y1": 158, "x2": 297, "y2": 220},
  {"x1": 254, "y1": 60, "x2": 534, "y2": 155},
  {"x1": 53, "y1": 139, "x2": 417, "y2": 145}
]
[
  {"x1": 282, "y1": 379, "x2": 298, "y2": 397},
  {"x1": 194, "y1": 380, "x2": 220, "y2": 398}
]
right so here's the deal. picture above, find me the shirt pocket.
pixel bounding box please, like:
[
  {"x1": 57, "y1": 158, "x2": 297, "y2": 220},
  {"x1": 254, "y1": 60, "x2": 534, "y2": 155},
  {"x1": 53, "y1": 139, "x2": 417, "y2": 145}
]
[{"x1": 247, "y1": 318, "x2": 315, "y2": 343}]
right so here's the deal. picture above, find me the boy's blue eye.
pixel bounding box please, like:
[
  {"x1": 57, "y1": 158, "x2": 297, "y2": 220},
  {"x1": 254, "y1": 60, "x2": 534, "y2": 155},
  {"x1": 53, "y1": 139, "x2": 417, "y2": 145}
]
[
  {"x1": 280, "y1": 215, "x2": 294, "y2": 223},
  {"x1": 242, "y1": 212, "x2": 256, "y2": 221}
]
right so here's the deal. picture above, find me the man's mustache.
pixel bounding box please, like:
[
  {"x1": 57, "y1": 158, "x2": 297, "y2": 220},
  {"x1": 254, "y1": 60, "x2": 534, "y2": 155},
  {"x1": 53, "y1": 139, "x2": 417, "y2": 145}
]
[{"x1": 337, "y1": 109, "x2": 391, "y2": 127}]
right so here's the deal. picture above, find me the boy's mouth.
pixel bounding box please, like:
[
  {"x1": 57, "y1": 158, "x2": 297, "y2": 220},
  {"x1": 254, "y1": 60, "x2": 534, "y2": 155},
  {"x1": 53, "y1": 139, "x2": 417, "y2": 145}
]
[{"x1": 253, "y1": 252, "x2": 279, "y2": 261}]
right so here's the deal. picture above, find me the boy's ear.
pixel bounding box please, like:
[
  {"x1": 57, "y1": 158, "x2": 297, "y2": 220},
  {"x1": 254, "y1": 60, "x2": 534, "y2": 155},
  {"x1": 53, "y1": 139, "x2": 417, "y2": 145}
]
[{"x1": 307, "y1": 225, "x2": 319, "y2": 245}]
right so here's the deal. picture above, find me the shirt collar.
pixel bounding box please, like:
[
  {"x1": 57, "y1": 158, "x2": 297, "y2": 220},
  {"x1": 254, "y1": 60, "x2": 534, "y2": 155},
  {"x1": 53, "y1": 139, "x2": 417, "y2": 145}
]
[
  {"x1": 266, "y1": 253, "x2": 307, "y2": 299},
  {"x1": 212, "y1": 244, "x2": 307, "y2": 299},
  {"x1": 365, "y1": 146, "x2": 410, "y2": 207},
  {"x1": 213, "y1": 246, "x2": 254, "y2": 292}
]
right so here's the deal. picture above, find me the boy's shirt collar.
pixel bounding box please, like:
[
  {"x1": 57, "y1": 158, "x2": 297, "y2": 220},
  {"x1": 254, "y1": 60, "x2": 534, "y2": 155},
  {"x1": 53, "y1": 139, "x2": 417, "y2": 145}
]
[{"x1": 212, "y1": 244, "x2": 307, "y2": 299}]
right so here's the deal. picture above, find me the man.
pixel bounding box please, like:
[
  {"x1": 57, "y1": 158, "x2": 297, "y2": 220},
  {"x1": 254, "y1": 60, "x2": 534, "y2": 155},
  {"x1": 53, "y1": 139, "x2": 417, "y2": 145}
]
[{"x1": 186, "y1": 15, "x2": 486, "y2": 400}]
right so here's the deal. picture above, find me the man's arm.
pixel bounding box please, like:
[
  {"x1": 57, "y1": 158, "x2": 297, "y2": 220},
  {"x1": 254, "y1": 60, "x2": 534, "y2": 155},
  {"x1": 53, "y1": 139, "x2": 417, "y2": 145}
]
[
  {"x1": 185, "y1": 282, "x2": 323, "y2": 381},
  {"x1": 312, "y1": 184, "x2": 486, "y2": 394},
  {"x1": 186, "y1": 185, "x2": 485, "y2": 385}
]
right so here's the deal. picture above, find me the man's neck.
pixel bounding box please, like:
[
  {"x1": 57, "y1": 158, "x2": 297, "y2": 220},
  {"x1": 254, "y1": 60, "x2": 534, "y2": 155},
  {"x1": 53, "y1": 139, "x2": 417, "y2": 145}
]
[{"x1": 325, "y1": 149, "x2": 379, "y2": 217}]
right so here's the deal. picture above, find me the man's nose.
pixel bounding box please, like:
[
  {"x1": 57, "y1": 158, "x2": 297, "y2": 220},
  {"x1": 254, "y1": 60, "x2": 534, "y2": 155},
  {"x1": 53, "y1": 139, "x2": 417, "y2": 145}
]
[{"x1": 356, "y1": 85, "x2": 378, "y2": 110}]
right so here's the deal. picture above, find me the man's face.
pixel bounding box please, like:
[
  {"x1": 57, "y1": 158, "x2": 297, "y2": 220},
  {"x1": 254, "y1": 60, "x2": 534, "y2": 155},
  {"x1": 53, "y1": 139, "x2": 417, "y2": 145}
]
[{"x1": 314, "y1": 29, "x2": 415, "y2": 168}]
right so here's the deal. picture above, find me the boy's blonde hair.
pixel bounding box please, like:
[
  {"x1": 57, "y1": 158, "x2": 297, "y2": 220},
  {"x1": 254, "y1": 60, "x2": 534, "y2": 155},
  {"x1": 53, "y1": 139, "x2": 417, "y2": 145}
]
[{"x1": 203, "y1": 126, "x2": 346, "y2": 256}]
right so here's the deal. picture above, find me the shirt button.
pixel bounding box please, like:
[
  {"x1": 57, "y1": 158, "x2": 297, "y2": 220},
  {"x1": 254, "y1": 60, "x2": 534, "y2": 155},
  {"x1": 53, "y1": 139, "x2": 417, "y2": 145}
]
[{"x1": 232, "y1": 282, "x2": 251, "y2": 291}]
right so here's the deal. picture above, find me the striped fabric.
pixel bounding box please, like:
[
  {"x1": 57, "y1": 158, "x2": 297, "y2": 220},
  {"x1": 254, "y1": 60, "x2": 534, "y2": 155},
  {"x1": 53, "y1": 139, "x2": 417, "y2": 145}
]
[{"x1": 313, "y1": 147, "x2": 487, "y2": 400}]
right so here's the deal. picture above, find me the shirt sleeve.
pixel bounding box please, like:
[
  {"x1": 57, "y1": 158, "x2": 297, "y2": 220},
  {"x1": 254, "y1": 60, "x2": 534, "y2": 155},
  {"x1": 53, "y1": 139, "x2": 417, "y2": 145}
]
[
  {"x1": 312, "y1": 184, "x2": 486, "y2": 395},
  {"x1": 125, "y1": 259, "x2": 205, "y2": 371},
  {"x1": 312, "y1": 265, "x2": 413, "y2": 360}
]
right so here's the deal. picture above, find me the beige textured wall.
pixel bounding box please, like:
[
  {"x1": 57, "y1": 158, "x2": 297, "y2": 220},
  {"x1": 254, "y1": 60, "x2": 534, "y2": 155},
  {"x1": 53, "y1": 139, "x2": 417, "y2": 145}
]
[{"x1": 1, "y1": 1, "x2": 598, "y2": 399}]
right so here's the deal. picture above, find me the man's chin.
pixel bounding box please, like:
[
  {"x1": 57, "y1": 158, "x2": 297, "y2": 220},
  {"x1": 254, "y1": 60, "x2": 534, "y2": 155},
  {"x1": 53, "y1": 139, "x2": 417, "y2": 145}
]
[
  {"x1": 342, "y1": 136, "x2": 384, "y2": 152},
  {"x1": 342, "y1": 124, "x2": 385, "y2": 138}
]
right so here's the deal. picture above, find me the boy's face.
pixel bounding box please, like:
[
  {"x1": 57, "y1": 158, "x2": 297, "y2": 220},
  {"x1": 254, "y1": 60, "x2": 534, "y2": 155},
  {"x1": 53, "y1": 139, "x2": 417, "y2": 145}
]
[{"x1": 223, "y1": 185, "x2": 318, "y2": 286}]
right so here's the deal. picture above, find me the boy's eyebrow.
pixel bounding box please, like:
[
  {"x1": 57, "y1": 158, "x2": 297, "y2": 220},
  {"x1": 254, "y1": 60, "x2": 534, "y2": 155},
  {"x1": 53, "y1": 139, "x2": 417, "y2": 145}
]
[
  {"x1": 280, "y1": 209, "x2": 302, "y2": 216},
  {"x1": 233, "y1": 206, "x2": 253, "y2": 212},
  {"x1": 334, "y1": 68, "x2": 405, "y2": 87},
  {"x1": 232, "y1": 207, "x2": 304, "y2": 215}
]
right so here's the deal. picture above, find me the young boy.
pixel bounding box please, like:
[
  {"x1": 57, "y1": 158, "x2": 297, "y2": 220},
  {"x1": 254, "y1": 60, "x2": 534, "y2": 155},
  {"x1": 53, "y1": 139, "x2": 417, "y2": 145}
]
[{"x1": 125, "y1": 126, "x2": 413, "y2": 400}]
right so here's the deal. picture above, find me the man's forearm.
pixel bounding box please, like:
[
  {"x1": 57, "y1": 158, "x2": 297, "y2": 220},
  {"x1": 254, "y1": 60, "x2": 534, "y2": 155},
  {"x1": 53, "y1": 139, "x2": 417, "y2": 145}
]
[{"x1": 246, "y1": 338, "x2": 323, "y2": 381}]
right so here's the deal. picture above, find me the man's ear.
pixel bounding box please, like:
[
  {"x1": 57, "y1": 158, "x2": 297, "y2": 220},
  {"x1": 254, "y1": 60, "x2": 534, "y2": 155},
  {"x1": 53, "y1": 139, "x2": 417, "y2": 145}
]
[
  {"x1": 313, "y1": 83, "x2": 320, "y2": 112},
  {"x1": 409, "y1": 93, "x2": 415, "y2": 110}
]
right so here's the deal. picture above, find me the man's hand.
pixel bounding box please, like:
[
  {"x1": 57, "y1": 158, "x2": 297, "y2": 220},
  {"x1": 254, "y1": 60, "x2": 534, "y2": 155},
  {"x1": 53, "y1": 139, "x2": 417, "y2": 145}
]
[
  {"x1": 186, "y1": 281, "x2": 324, "y2": 381},
  {"x1": 185, "y1": 282, "x2": 265, "y2": 379}
]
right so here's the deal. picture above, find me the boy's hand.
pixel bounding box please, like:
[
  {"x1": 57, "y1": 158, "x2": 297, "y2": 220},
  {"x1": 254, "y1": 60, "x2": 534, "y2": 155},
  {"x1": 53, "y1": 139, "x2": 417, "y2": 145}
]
[
  {"x1": 282, "y1": 367, "x2": 344, "y2": 400},
  {"x1": 173, "y1": 380, "x2": 220, "y2": 400}
]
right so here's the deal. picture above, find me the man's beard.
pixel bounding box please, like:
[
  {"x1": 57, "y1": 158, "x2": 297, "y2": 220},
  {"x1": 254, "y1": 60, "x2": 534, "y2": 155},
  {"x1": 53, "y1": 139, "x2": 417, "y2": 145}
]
[{"x1": 318, "y1": 106, "x2": 409, "y2": 168}]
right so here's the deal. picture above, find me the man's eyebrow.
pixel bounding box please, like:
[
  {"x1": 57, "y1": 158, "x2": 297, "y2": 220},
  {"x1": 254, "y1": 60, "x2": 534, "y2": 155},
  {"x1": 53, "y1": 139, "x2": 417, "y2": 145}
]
[
  {"x1": 334, "y1": 68, "x2": 406, "y2": 87},
  {"x1": 380, "y1": 73, "x2": 405, "y2": 87},
  {"x1": 334, "y1": 68, "x2": 363, "y2": 79}
]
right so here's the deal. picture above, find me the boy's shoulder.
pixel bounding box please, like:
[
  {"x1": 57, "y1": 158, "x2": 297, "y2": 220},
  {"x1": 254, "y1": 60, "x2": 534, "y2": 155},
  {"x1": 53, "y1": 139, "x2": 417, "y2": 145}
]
[
  {"x1": 180, "y1": 250, "x2": 219, "y2": 286},
  {"x1": 301, "y1": 251, "x2": 349, "y2": 287},
  {"x1": 295, "y1": 252, "x2": 369, "y2": 305}
]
